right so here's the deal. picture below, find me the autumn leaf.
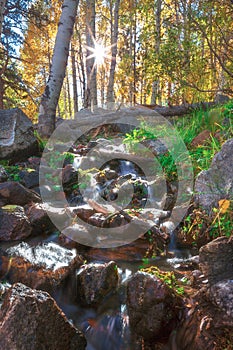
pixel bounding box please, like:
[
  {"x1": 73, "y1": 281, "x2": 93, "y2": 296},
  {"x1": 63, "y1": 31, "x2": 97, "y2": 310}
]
[{"x1": 218, "y1": 199, "x2": 230, "y2": 214}]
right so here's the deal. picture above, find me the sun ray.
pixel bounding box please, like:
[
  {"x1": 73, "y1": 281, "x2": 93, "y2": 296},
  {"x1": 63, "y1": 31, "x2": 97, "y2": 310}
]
[{"x1": 86, "y1": 38, "x2": 115, "y2": 66}]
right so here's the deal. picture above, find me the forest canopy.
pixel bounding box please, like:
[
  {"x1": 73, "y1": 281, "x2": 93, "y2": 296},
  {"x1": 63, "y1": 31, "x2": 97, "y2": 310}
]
[{"x1": 0, "y1": 0, "x2": 232, "y2": 121}]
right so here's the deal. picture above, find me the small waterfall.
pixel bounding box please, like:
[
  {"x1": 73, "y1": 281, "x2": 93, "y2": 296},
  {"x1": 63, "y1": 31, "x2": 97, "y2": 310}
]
[{"x1": 119, "y1": 160, "x2": 138, "y2": 177}]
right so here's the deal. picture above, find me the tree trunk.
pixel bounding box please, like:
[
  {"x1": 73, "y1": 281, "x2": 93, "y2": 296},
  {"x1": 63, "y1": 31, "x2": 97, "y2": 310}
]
[
  {"x1": 84, "y1": 0, "x2": 97, "y2": 108},
  {"x1": 106, "y1": 0, "x2": 120, "y2": 106},
  {"x1": 0, "y1": 0, "x2": 6, "y2": 38},
  {"x1": 138, "y1": 101, "x2": 218, "y2": 117},
  {"x1": 38, "y1": 0, "x2": 79, "y2": 138},
  {"x1": 71, "y1": 43, "x2": 78, "y2": 114},
  {"x1": 151, "y1": 0, "x2": 162, "y2": 105}
]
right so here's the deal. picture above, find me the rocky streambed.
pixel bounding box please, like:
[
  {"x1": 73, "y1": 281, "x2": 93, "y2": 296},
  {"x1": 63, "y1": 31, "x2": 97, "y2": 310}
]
[{"x1": 0, "y1": 108, "x2": 233, "y2": 349}]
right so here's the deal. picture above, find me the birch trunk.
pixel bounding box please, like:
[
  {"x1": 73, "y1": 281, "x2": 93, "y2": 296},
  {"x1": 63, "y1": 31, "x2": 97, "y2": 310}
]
[
  {"x1": 38, "y1": 0, "x2": 79, "y2": 138},
  {"x1": 106, "y1": 0, "x2": 120, "y2": 106}
]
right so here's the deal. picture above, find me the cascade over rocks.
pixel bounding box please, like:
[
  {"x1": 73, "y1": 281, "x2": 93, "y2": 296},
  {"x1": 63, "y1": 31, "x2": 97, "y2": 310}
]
[
  {"x1": 0, "y1": 283, "x2": 86, "y2": 350},
  {"x1": 0, "y1": 108, "x2": 39, "y2": 163}
]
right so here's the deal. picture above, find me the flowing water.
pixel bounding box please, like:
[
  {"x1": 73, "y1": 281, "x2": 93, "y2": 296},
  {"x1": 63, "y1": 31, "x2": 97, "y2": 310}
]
[{"x1": 1, "y1": 158, "x2": 196, "y2": 350}]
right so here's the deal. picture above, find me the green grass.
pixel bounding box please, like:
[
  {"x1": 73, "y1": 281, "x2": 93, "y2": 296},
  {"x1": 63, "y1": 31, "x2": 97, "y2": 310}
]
[{"x1": 124, "y1": 100, "x2": 233, "y2": 180}]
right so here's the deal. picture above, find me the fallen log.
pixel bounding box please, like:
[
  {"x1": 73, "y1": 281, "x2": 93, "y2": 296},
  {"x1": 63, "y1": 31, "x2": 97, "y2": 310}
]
[{"x1": 138, "y1": 101, "x2": 218, "y2": 117}]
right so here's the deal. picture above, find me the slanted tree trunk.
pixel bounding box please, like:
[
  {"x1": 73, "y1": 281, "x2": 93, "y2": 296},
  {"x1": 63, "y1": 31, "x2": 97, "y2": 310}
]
[
  {"x1": 38, "y1": 0, "x2": 79, "y2": 138},
  {"x1": 106, "y1": 0, "x2": 120, "y2": 106},
  {"x1": 84, "y1": 0, "x2": 97, "y2": 108}
]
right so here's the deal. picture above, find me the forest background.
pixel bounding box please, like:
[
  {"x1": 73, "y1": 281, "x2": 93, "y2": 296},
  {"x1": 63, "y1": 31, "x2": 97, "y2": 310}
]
[{"x1": 0, "y1": 0, "x2": 232, "y2": 122}]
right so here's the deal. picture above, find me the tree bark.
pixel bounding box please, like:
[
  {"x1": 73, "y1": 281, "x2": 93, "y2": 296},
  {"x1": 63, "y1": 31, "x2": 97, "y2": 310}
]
[
  {"x1": 0, "y1": 0, "x2": 6, "y2": 38},
  {"x1": 38, "y1": 0, "x2": 79, "y2": 138},
  {"x1": 71, "y1": 43, "x2": 78, "y2": 114},
  {"x1": 151, "y1": 0, "x2": 162, "y2": 105},
  {"x1": 106, "y1": 0, "x2": 120, "y2": 106},
  {"x1": 84, "y1": 0, "x2": 97, "y2": 108}
]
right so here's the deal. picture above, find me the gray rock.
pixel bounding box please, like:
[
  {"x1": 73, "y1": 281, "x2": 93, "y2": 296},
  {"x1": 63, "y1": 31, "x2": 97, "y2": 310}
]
[
  {"x1": 0, "y1": 108, "x2": 39, "y2": 163},
  {"x1": 214, "y1": 94, "x2": 230, "y2": 104},
  {"x1": 199, "y1": 236, "x2": 233, "y2": 285},
  {"x1": 0, "y1": 165, "x2": 8, "y2": 183},
  {"x1": 194, "y1": 138, "x2": 233, "y2": 212},
  {"x1": 142, "y1": 138, "x2": 168, "y2": 156},
  {"x1": 76, "y1": 261, "x2": 119, "y2": 306},
  {"x1": 126, "y1": 272, "x2": 180, "y2": 341},
  {"x1": 18, "y1": 169, "x2": 39, "y2": 189},
  {"x1": 0, "y1": 283, "x2": 86, "y2": 350},
  {"x1": 0, "y1": 205, "x2": 32, "y2": 241},
  {"x1": 209, "y1": 279, "x2": 233, "y2": 317}
]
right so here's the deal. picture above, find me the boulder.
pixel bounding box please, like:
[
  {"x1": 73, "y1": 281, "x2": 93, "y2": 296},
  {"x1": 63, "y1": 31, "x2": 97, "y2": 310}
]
[
  {"x1": 199, "y1": 236, "x2": 233, "y2": 285},
  {"x1": 24, "y1": 203, "x2": 54, "y2": 234},
  {"x1": 126, "y1": 272, "x2": 180, "y2": 341},
  {"x1": 0, "y1": 181, "x2": 41, "y2": 206},
  {"x1": 18, "y1": 169, "x2": 39, "y2": 189},
  {"x1": 76, "y1": 261, "x2": 119, "y2": 306},
  {"x1": 2, "y1": 242, "x2": 83, "y2": 293},
  {"x1": 0, "y1": 283, "x2": 86, "y2": 350},
  {"x1": 209, "y1": 279, "x2": 233, "y2": 317},
  {"x1": 0, "y1": 205, "x2": 32, "y2": 241},
  {"x1": 0, "y1": 108, "x2": 39, "y2": 163},
  {"x1": 195, "y1": 138, "x2": 233, "y2": 212}
]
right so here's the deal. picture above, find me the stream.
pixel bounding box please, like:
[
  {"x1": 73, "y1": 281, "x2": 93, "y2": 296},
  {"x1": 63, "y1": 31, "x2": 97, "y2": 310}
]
[{"x1": 1, "y1": 156, "x2": 197, "y2": 350}]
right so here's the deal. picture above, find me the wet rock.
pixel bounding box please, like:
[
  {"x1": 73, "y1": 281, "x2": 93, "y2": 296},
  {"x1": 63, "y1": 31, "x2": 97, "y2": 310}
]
[
  {"x1": 194, "y1": 138, "x2": 233, "y2": 212},
  {"x1": 62, "y1": 164, "x2": 79, "y2": 193},
  {"x1": 87, "y1": 212, "x2": 106, "y2": 227},
  {"x1": 126, "y1": 272, "x2": 180, "y2": 341},
  {"x1": 76, "y1": 261, "x2": 119, "y2": 306},
  {"x1": 0, "y1": 165, "x2": 8, "y2": 183},
  {"x1": 0, "y1": 282, "x2": 11, "y2": 308},
  {"x1": 104, "y1": 169, "x2": 119, "y2": 180},
  {"x1": 72, "y1": 204, "x2": 95, "y2": 221},
  {"x1": 0, "y1": 283, "x2": 86, "y2": 350},
  {"x1": 0, "y1": 181, "x2": 41, "y2": 206},
  {"x1": 199, "y1": 236, "x2": 233, "y2": 285},
  {"x1": 0, "y1": 205, "x2": 32, "y2": 241},
  {"x1": 27, "y1": 156, "x2": 41, "y2": 169},
  {"x1": 24, "y1": 203, "x2": 54, "y2": 234},
  {"x1": 84, "y1": 237, "x2": 152, "y2": 262},
  {"x1": 2, "y1": 242, "x2": 83, "y2": 293},
  {"x1": 0, "y1": 108, "x2": 39, "y2": 163},
  {"x1": 18, "y1": 169, "x2": 39, "y2": 189},
  {"x1": 209, "y1": 279, "x2": 233, "y2": 317}
]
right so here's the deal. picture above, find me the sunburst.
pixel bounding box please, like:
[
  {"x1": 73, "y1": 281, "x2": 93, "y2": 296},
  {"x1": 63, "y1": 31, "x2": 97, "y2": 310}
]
[{"x1": 86, "y1": 39, "x2": 115, "y2": 66}]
